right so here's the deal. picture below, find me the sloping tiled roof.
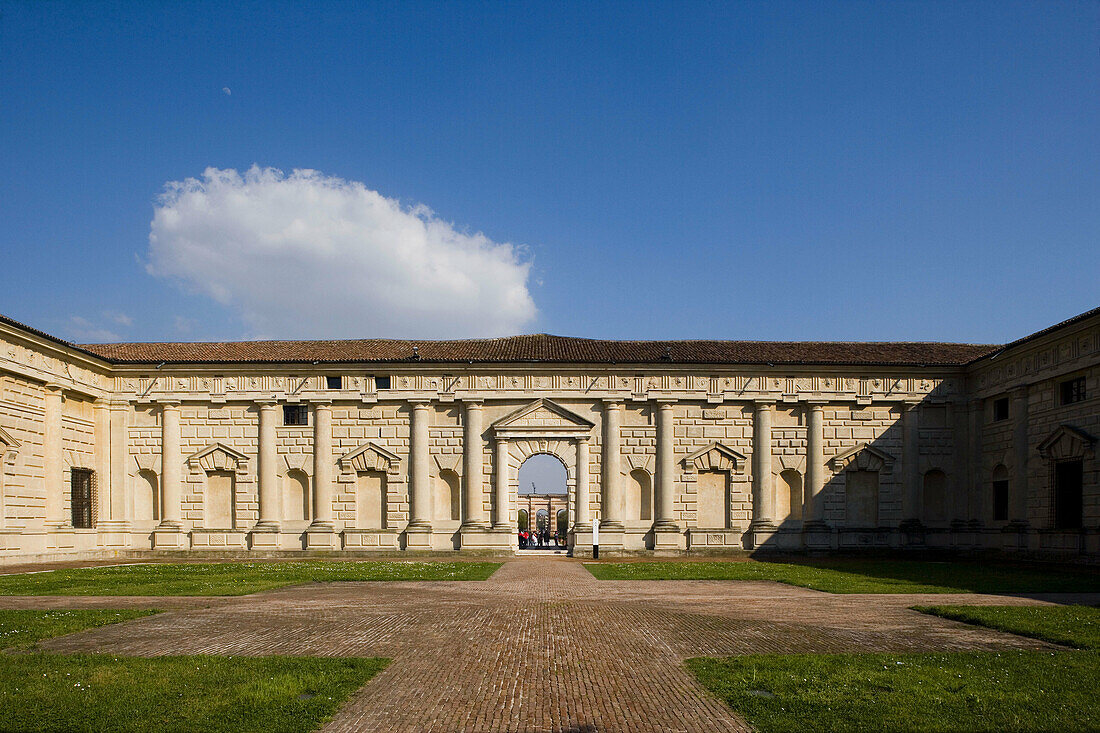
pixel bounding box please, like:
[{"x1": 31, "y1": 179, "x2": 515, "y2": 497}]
[{"x1": 76, "y1": 334, "x2": 999, "y2": 366}]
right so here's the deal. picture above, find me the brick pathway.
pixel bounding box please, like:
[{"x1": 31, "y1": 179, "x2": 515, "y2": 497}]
[{"x1": 3, "y1": 557, "x2": 1091, "y2": 733}]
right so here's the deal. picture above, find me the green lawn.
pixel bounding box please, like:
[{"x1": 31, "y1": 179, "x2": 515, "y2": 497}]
[
  {"x1": 0, "y1": 609, "x2": 157, "y2": 650},
  {"x1": 0, "y1": 561, "x2": 501, "y2": 596},
  {"x1": 688, "y1": 650, "x2": 1100, "y2": 733},
  {"x1": 0, "y1": 654, "x2": 387, "y2": 732},
  {"x1": 585, "y1": 559, "x2": 1100, "y2": 593},
  {"x1": 915, "y1": 604, "x2": 1100, "y2": 650}
]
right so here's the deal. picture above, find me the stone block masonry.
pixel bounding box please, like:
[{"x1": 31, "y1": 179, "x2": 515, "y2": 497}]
[{"x1": 0, "y1": 307, "x2": 1097, "y2": 561}]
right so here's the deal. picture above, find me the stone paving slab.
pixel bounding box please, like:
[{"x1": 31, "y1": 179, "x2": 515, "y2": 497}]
[{"x1": 4, "y1": 557, "x2": 1094, "y2": 732}]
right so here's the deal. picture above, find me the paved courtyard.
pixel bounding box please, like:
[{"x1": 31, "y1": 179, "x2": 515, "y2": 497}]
[{"x1": 1, "y1": 557, "x2": 1089, "y2": 733}]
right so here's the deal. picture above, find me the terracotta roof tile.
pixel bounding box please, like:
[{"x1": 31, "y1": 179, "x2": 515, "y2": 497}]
[{"x1": 75, "y1": 333, "x2": 999, "y2": 366}]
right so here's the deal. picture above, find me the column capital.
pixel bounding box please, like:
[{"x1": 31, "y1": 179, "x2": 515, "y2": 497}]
[
  {"x1": 255, "y1": 398, "x2": 280, "y2": 408},
  {"x1": 462, "y1": 398, "x2": 484, "y2": 407},
  {"x1": 408, "y1": 399, "x2": 432, "y2": 408},
  {"x1": 157, "y1": 399, "x2": 182, "y2": 408},
  {"x1": 655, "y1": 399, "x2": 677, "y2": 408},
  {"x1": 601, "y1": 398, "x2": 624, "y2": 408},
  {"x1": 753, "y1": 397, "x2": 777, "y2": 407},
  {"x1": 107, "y1": 399, "x2": 131, "y2": 410},
  {"x1": 44, "y1": 382, "x2": 64, "y2": 393},
  {"x1": 900, "y1": 399, "x2": 921, "y2": 410},
  {"x1": 1011, "y1": 385, "x2": 1030, "y2": 399},
  {"x1": 805, "y1": 399, "x2": 829, "y2": 408},
  {"x1": 310, "y1": 398, "x2": 333, "y2": 407}
]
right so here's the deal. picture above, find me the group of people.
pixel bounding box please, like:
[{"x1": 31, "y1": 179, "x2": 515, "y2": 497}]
[{"x1": 518, "y1": 528, "x2": 562, "y2": 549}]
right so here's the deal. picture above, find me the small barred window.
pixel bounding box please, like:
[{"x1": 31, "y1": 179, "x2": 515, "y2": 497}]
[{"x1": 283, "y1": 405, "x2": 309, "y2": 426}]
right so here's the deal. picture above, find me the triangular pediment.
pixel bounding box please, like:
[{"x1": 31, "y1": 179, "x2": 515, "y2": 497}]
[
  {"x1": 186, "y1": 442, "x2": 249, "y2": 472},
  {"x1": 339, "y1": 442, "x2": 401, "y2": 473},
  {"x1": 0, "y1": 425, "x2": 20, "y2": 463},
  {"x1": 683, "y1": 442, "x2": 747, "y2": 474},
  {"x1": 0, "y1": 426, "x2": 20, "y2": 450},
  {"x1": 830, "y1": 443, "x2": 894, "y2": 473},
  {"x1": 1037, "y1": 424, "x2": 1096, "y2": 461},
  {"x1": 492, "y1": 399, "x2": 594, "y2": 438}
]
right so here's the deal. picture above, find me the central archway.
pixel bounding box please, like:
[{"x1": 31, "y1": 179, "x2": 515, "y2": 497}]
[{"x1": 517, "y1": 453, "x2": 569, "y2": 550}]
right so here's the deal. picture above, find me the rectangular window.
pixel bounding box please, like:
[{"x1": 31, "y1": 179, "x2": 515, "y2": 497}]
[
  {"x1": 70, "y1": 468, "x2": 94, "y2": 529},
  {"x1": 1054, "y1": 460, "x2": 1083, "y2": 530},
  {"x1": 325, "y1": 376, "x2": 341, "y2": 390},
  {"x1": 374, "y1": 376, "x2": 391, "y2": 390},
  {"x1": 992, "y1": 480, "x2": 1009, "y2": 521},
  {"x1": 992, "y1": 397, "x2": 1009, "y2": 422},
  {"x1": 283, "y1": 404, "x2": 308, "y2": 426},
  {"x1": 1059, "y1": 377, "x2": 1086, "y2": 405}
]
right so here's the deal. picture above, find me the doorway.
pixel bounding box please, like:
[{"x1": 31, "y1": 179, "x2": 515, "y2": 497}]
[{"x1": 516, "y1": 454, "x2": 568, "y2": 551}]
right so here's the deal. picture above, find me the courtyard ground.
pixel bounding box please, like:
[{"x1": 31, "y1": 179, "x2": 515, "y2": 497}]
[{"x1": 1, "y1": 556, "x2": 1098, "y2": 732}]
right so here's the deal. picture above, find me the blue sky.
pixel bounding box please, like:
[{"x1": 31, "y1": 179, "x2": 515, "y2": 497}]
[{"x1": 1, "y1": 1, "x2": 1096, "y2": 345}]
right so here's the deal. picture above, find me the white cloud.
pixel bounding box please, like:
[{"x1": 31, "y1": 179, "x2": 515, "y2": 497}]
[
  {"x1": 102, "y1": 310, "x2": 133, "y2": 327},
  {"x1": 67, "y1": 316, "x2": 121, "y2": 343},
  {"x1": 222, "y1": 87, "x2": 231, "y2": 96},
  {"x1": 146, "y1": 166, "x2": 537, "y2": 339}
]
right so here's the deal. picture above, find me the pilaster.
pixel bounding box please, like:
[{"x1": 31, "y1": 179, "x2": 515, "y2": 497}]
[
  {"x1": 152, "y1": 400, "x2": 185, "y2": 549},
  {"x1": 749, "y1": 398, "x2": 777, "y2": 547},
  {"x1": 406, "y1": 400, "x2": 432, "y2": 544},
  {"x1": 306, "y1": 400, "x2": 337, "y2": 549},
  {"x1": 461, "y1": 400, "x2": 488, "y2": 529},
  {"x1": 652, "y1": 400, "x2": 680, "y2": 536},
  {"x1": 252, "y1": 400, "x2": 281, "y2": 541},
  {"x1": 600, "y1": 400, "x2": 624, "y2": 531},
  {"x1": 43, "y1": 383, "x2": 64, "y2": 528}
]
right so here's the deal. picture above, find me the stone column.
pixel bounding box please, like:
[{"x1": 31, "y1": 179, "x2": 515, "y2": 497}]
[
  {"x1": 574, "y1": 437, "x2": 591, "y2": 530},
  {"x1": 950, "y1": 401, "x2": 970, "y2": 526},
  {"x1": 43, "y1": 384, "x2": 64, "y2": 527},
  {"x1": 407, "y1": 401, "x2": 432, "y2": 530},
  {"x1": 600, "y1": 401, "x2": 623, "y2": 529},
  {"x1": 308, "y1": 402, "x2": 335, "y2": 539},
  {"x1": 804, "y1": 402, "x2": 826, "y2": 525},
  {"x1": 493, "y1": 437, "x2": 510, "y2": 529},
  {"x1": 1011, "y1": 387, "x2": 1029, "y2": 525},
  {"x1": 967, "y1": 398, "x2": 984, "y2": 526},
  {"x1": 750, "y1": 399, "x2": 776, "y2": 530},
  {"x1": 462, "y1": 401, "x2": 487, "y2": 528},
  {"x1": 901, "y1": 400, "x2": 921, "y2": 527},
  {"x1": 108, "y1": 401, "x2": 130, "y2": 526},
  {"x1": 653, "y1": 401, "x2": 679, "y2": 531},
  {"x1": 94, "y1": 401, "x2": 111, "y2": 523},
  {"x1": 254, "y1": 401, "x2": 281, "y2": 533},
  {"x1": 158, "y1": 401, "x2": 182, "y2": 529}
]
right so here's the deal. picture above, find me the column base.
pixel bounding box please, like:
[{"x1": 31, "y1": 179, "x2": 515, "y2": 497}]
[
  {"x1": 747, "y1": 520, "x2": 779, "y2": 550},
  {"x1": 652, "y1": 523, "x2": 684, "y2": 551},
  {"x1": 460, "y1": 525, "x2": 510, "y2": 550},
  {"x1": 96, "y1": 520, "x2": 131, "y2": 548},
  {"x1": 249, "y1": 523, "x2": 281, "y2": 550},
  {"x1": 801, "y1": 521, "x2": 832, "y2": 550},
  {"x1": 899, "y1": 518, "x2": 926, "y2": 548},
  {"x1": 304, "y1": 522, "x2": 337, "y2": 549},
  {"x1": 1002, "y1": 521, "x2": 1030, "y2": 551},
  {"x1": 405, "y1": 524, "x2": 433, "y2": 550},
  {"x1": 152, "y1": 525, "x2": 186, "y2": 549},
  {"x1": 595, "y1": 524, "x2": 624, "y2": 552}
]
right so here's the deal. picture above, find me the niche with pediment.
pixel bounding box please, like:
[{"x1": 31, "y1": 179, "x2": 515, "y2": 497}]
[
  {"x1": 830, "y1": 444, "x2": 895, "y2": 527},
  {"x1": 0, "y1": 426, "x2": 20, "y2": 526},
  {"x1": 683, "y1": 443, "x2": 747, "y2": 530}
]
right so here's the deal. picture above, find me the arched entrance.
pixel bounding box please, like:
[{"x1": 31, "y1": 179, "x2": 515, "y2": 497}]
[
  {"x1": 489, "y1": 398, "x2": 596, "y2": 554},
  {"x1": 517, "y1": 453, "x2": 568, "y2": 550}
]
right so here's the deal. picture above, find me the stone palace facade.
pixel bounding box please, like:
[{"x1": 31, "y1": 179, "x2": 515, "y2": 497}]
[{"x1": 0, "y1": 308, "x2": 1096, "y2": 563}]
